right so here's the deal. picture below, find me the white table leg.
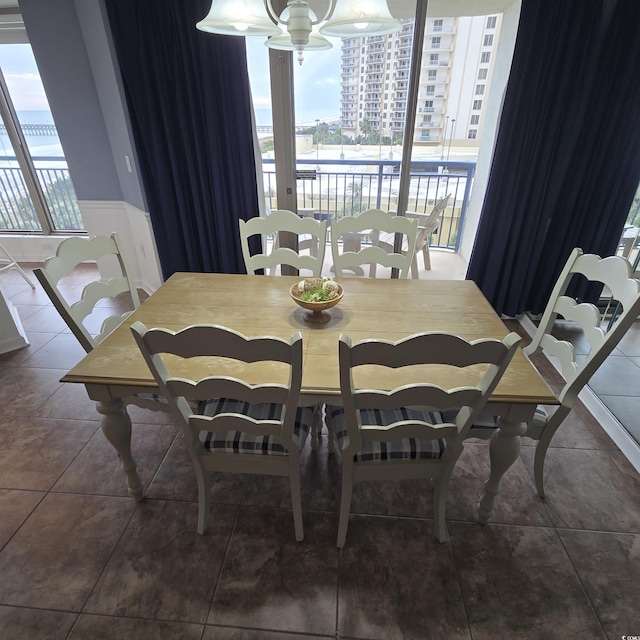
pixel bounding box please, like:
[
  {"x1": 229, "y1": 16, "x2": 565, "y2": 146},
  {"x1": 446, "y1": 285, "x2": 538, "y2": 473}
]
[
  {"x1": 96, "y1": 398, "x2": 143, "y2": 501},
  {"x1": 477, "y1": 414, "x2": 527, "y2": 524}
]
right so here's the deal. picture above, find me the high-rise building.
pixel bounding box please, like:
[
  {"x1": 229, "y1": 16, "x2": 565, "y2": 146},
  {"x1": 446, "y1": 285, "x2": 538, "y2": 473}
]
[{"x1": 340, "y1": 14, "x2": 502, "y2": 149}]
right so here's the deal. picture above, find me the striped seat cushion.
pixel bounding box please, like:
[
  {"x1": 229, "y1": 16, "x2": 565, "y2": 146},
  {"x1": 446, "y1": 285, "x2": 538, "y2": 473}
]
[
  {"x1": 200, "y1": 398, "x2": 314, "y2": 455},
  {"x1": 469, "y1": 405, "x2": 549, "y2": 431},
  {"x1": 327, "y1": 406, "x2": 446, "y2": 462}
]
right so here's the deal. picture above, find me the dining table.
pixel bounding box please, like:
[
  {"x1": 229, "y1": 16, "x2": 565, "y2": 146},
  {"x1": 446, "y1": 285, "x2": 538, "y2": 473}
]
[{"x1": 62, "y1": 272, "x2": 558, "y2": 525}]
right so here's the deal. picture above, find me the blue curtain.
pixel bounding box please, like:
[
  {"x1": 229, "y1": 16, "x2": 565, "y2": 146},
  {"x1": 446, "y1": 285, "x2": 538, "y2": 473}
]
[
  {"x1": 467, "y1": 0, "x2": 640, "y2": 316},
  {"x1": 104, "y1": 0, "x2": 261, "y2": 277}
]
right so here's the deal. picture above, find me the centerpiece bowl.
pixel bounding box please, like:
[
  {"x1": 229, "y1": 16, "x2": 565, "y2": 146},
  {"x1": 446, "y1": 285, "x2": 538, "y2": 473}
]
[{"x1": 290, "y1": 279, "x2": 344, "y2": 324}]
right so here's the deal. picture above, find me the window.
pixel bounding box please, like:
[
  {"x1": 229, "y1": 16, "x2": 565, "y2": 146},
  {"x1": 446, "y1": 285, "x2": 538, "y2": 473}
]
[
  {"x1": 468, "y1": 129, "x2": 477, "y2": 139},
  {"x1": 487, "y1": 16, "x2": 497, "y2": 29},
  {"x1": 424, "y1": 100, "x2": 434, "y2": 110},
  {"x1": 470, "y1": 114, "x2": 480, "y2": 125},
  {"x1": 478, "y1": 68, "x2": 488, "y2": 80},
  {"x1": 0, "y1": 42, "x2": 81, "y2": 232},
  {"x1": 475, "y1": 84, "x2": 485, "y2": 95},
  {"x1": 429, "y1": 53, "x2": 439, "y2": 65},
  {"x1": 433, "y1": 19, "x2": 443, "y2": 32},
  {"x1": 431, "y1": 37, "x2": 441, "y2": 49},
  {"x1": 427, "y1": 69, "x2": 437, "y2": 80},
  {"x1": 481, "y1": 51, "x2": 491, "y2": 64},
  {"x1": 483, "y1": 34, "x2": 494, "y2": 47},
  {"x1": 425, "y1": 85, "x2": 435, "y2": 96},
  {"x1": 473, "y1": 99, "x2": 482, "y2": 110}
]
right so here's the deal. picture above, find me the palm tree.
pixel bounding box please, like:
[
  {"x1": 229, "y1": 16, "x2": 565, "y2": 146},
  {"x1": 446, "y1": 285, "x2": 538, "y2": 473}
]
[
  {"x1": 340, "y1": 180, "x2": 365, "y2": 218},
  {"x1": 359, "y1": 118, "x2": 373, "y2": 143}
]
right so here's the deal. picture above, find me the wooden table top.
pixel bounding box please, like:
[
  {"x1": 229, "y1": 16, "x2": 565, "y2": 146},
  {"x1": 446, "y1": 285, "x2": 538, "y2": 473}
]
[{"x1": 62, "y1": 273, "x2": 557, "y2": 406}]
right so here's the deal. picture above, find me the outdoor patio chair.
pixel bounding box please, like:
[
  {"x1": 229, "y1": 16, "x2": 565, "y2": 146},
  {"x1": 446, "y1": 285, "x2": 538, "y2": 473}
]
[
  {"x1": 0, "y1": 242, "x2": 35, "y2": 289},
  {"x1": 331, "y1": 208, "x2": 417, "y2": 278}
]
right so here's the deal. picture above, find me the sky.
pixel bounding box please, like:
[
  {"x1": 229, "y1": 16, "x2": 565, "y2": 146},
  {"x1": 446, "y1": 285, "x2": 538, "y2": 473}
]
[
  {"x1": 0, "y1": 38, "x2": 342, "y2": 124},
  {"x1": 0, "y1": 44, "x2": 50, "y2": 111},
  {"x1": 245, "y1": 36, "x2": 343, "y2": 126}
]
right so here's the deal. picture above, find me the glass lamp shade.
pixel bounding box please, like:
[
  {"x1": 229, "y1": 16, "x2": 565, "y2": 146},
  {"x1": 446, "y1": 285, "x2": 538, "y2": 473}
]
[
  {"x1": 196, "y1": 0, "x2": 281, "y2": 37},
  {"x1": 266, "y1": 26, "x2": 332, "y2": 52},
  {"x1": 319, "y1": 0, "x2": 402, "y2": 37}
]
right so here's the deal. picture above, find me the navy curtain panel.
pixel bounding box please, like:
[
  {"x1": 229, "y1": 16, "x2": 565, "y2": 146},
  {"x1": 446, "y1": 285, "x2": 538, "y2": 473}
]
[
  {"x1": 467, "y1": 0, "x2": 640, "y2": 316},
  {"x1": 104, "y1": 0, "x2": 261, "y2": 277}
]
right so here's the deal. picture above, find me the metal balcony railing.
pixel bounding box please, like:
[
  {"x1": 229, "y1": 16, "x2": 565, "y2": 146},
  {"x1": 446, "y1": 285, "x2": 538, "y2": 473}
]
[
  {"x1": 263, "y1": 159, "x2": 475, "y2": 251},
  {"x1": 0, "y1": 158, "x2": 84, "y2": 232}
]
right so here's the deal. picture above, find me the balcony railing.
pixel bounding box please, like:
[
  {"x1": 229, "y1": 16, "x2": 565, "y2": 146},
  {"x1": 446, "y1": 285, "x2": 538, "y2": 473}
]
[
  {"x1": 263, "y1": 159, "x2": 475, "y2": 251},
  {"x1": 0, "y1": 157, "x2": 84, "y2": 232}
]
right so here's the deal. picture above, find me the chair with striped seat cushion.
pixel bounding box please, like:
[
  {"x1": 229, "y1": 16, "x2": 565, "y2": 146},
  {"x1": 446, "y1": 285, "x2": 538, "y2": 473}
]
[
  {"x1": 466, "y1": 248, "x2": 640, "y2": 499},
  {"x1": 326, "y1": 330, "x2": 521, "y2": 547},
  {"x1": 131, "y1": 322, "x2": 314, "y2": 541}
]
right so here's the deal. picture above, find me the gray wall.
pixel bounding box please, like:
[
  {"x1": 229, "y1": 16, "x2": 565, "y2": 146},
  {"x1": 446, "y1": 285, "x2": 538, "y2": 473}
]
[{"x1": 19, "y1": 0, "x2": 146, "y2": 210}]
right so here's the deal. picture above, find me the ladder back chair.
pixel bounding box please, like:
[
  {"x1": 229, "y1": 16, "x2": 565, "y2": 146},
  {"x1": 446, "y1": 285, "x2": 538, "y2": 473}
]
[
  {"x1": 33, "y1": 233, "x2": 140, "y2": 352},
  {"x1": 331, "y1": 208, "x2": 418, "y2": 279},
  {"x1": 326, "y1": 330, "x2": 521, "y2": 547},
  {"x1": 469, "y1": 247, "x2": 640, "y2": 498},
  {"x1": 131, "y1": 322, "x2": 315, "y2": 541},
  {"x1": 34, "y1": 233, "x2": 164, "y2": 412},
  {"x1": 239, "y1": 209, "x2": 327, "y2": 276}
]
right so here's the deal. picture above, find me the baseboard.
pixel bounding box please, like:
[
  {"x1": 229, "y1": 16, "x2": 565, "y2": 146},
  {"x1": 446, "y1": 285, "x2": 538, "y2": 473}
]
[{"x1": 518, "y1": 313, "x2": 640, "y2": 473}]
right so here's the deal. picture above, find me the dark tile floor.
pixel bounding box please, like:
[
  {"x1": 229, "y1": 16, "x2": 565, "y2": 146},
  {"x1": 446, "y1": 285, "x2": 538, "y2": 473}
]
[{"x1": 1, "y1": 264, "x2": 640, "y2": 639}]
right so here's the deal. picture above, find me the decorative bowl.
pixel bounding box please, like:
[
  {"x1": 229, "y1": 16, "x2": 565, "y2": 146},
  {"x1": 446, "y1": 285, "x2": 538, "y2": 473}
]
[{"x1": 290, "y1": 281, "x2": 344, "y2": 324}]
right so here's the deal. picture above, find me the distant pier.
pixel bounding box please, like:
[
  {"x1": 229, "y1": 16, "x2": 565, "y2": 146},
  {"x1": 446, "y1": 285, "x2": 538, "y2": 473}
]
[{"x1": 0, "y1": 123, "x2": 58, "y2": 136}]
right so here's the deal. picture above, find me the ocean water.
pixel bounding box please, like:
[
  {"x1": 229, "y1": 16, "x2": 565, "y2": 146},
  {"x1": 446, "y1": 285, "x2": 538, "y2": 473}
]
[{"x1": 0, "y1": 110, "x2": 63, "y2": 158}]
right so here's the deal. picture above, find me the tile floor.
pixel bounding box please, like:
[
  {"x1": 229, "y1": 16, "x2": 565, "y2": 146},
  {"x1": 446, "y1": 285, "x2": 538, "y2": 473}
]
[{"x1": 0, "y1": 257, "x2": 639, "y2": 639}]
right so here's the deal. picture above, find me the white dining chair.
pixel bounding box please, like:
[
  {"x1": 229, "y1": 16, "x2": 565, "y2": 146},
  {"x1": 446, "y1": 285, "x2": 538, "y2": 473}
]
[
  {"x1": 33, "y1": 233, "x2": 140, "y2": 352},
  {"x1": 326, "y1": 330, "x2": 521, "y2": 547},
  {"x1": 239, "y1": 209, "x2": 327, "y2": 276},
  {"x1": 34, "y1": 233, "x2": 165, "y2": 412},
  {"x1": 331, "y1": 208, "x2": 417, "y2": 278},
  {"x1": 131, "y1": 322, "x2": 315, "y2": 541},
  {"x1": 468, "y1": 247, "x2": 640, "y2": 498}
]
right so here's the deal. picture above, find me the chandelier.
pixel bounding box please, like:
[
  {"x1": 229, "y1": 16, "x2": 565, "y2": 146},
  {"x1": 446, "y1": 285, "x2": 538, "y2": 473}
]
[{"x1": 196, "y1": 0, "x2": 402, "y2": 65}]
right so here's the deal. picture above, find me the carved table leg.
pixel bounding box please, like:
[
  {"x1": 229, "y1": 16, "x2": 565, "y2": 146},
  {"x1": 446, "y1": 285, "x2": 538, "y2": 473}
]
[
  {"x1": 96, "y1": 398, "x2": 143, "y2": 501},
  {"x1": 477, "y1": 414, "x2": 527, "y2": 524}
]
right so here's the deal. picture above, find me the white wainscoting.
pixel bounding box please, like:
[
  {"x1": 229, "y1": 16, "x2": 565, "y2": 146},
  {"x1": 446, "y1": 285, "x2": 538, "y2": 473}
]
[
  {"x1": 0, "y1": 200, "x2": 163, "y2": 295},
  {"x1": 79, "y1": 200, "x2": 163, "y2": 294}
]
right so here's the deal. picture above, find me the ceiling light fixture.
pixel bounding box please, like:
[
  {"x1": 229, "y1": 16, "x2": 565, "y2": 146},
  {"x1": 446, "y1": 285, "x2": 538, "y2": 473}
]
[{"x1": 196, "y1": 0, "x2": 402, "y2": 65}]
